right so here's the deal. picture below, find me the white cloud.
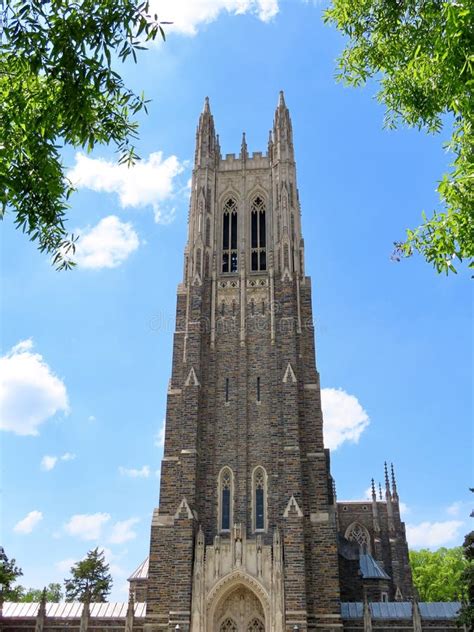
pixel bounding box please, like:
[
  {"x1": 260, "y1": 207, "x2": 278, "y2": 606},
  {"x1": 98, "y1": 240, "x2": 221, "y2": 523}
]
[
  {"x1": 446, "y1": 501, "x2": 463, "y2": 517},
  {"x1": 41, "y1": 452, "x2": 76, "y2": 471},
  {"x1": 41, "y1": 455, "x2": 58, "y2": 471},
  {"x1": 0, "y1": 339, "x2": 69, "y2": 436},
  {"x1": 68, "y1": 152, "x2": 184, "y2": 223},
  {"x1": 321, "y1": 387, "x2": 370, "y2": 450},
  {"x1": 109, "y1": 518, "x2": 140, "y2": 544},
  {"x1": 154, "y1": 418, "x2": 166, "y2": 448},
  {"x1": 88, "y1": 415, "x2": 96, "y2": 422},
  {"x1": 119, "y1": 465, "x2": 151, "y2": 478},
  {"x1": 61, "y1": 452, "x2": 76, "y2": 462},
  {"x1": 399, "y1": 501, "x2": 410, "y2": 517},
  {"x1": 150, "y1": 0, "x2": 279, "y2": 35},
  {"x1": 406, "y1": 520, "x2": 464, "y2": 549},
  {"x1": 55, "y1": 558, "x2": 76, "y2": 573},
  {"x1": 14, "y1": 510, "x2": 43, "y2": 534},
  {"x1": 64, "y1": 513, "x2": 111, "y2": 540},
  {"x1": 73, "y1": 215, "x2": 140, "y2": 269}
]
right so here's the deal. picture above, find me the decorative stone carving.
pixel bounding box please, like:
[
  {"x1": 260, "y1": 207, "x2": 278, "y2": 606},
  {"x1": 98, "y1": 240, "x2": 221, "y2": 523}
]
[{"x1": 190, "y1": 526, "x2": 284, "y2": 631}]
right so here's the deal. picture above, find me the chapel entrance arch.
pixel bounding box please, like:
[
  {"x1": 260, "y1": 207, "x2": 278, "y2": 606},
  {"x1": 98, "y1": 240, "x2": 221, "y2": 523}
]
[{"x1": 210, "y1": 581, "x2": 267, "y2": 632}]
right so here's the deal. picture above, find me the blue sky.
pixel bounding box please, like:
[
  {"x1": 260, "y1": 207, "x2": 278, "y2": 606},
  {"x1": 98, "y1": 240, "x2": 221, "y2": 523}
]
[{"x1": 1, "y1": 0, "x2": 472, "y2": 601}]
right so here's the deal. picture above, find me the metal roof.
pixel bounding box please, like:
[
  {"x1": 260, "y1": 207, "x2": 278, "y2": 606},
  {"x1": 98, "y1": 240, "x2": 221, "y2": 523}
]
[
  {"x1": 341, "y1": 602, "x2": 461, "y2": 620},
  {"x1": 128, "y1": 557, "x2": 149, "y2": 581},
  {"x1": 2, "y1": 602, "x2": 146, "y2": 619},
  {"x1": 419, "y1": 602, "x2": 461, "y2": 619},
  {"x1": 359, "y1": 553, "x2": 390, "y2": 580}
]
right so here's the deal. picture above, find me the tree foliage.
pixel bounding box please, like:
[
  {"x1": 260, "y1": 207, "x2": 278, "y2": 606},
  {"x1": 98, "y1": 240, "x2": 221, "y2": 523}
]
[
  {"x1": 458, "y1": 521, "x2": 474, "y2": 627},
  {"x1": 0, "y1": 1, "x2": 168, "y2": 269},
  {"x1": 409, "y1": 547, "x2": 466, "y2": 601},
  {"x1": 324, "y1": 0, "x2": 473, "y2": 275},
  {"x1": 0, "y1": 547, "x2": 24, "y2": 601},
  {"x1": 17, "y1": 583, "x2": 63, "y2": 602},
  {"x1": 64, "y1": 548, "x2": 112, "y2": 602}
]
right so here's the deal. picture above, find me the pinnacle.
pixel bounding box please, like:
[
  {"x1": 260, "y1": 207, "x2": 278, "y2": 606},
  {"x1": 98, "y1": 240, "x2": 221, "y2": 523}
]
[
  {"x1": 203, "y1": 96, "x2": 210, "y2": 113},
  {"x1": 278, "y1": 90, "x2": 286, "y2": 107}
]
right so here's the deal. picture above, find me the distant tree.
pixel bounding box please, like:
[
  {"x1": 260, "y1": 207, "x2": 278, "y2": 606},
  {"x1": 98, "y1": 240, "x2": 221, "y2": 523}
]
[
  {"x1": 18, "y1": 583, "x2": 63, "y2": 603},
  {"x1": 0, "y1": 547, "x2": 23, "y2": 601},
  {"x1": 0, "y1": 1, "x2": 169, "y2": 269},
  {"x1": 64, "y1": 548, "x2": 112, "y2": 602},
  {"x1": 458, "y1": 496, "x2": 474, "y2": 628},
  {"x1": 324, "y1": 0, "x2": 473, "y2": 275},
  {"x1": 410, "y1": 547, "x2": 466, "y2": 601}
]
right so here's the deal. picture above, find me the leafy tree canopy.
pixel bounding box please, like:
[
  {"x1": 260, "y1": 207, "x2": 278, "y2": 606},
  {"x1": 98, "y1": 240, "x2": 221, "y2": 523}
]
[
  {"x1": 17, "y1": 583, "x2": 63, "y2": 602},
  {"x1": 324, "y1": 0, "x2": 473, "y2": 275},
  {"x1": 410, "y1": 547, "x2": 467, "y2": 601},
  {"x1": 457, "y1": 524, "x2": 474, "y2": 627},
  {"x1": 64, "y1": 548, "x2": 112, "y2": 602},
  {"x1": 0, "y1": 1, "x2": 167, "y2": 269},
  {"x1": 0, "y1": 547, "x2": 24, "y2": 601}
]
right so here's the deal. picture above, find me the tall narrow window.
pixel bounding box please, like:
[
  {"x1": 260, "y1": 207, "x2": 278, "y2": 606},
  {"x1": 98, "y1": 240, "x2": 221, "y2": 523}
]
[
  {"x1": 251, "y1": 197, "x2": 266, "y2": 271},
  {"x1": 225, "y1": 378, "x2": 229, "y2": 403},
  {"x1": 219, "y1": 467, "x2": 233, "y2": 531},
  {"x1": 253, "y1": 467, "x2": 267, "y2": 531},
  {"x1": 222, "y1": 199, "x2": 238, "y2": 273},
  {"x1": 256, "y1": 377, "x2": 261, "y2": 402}
]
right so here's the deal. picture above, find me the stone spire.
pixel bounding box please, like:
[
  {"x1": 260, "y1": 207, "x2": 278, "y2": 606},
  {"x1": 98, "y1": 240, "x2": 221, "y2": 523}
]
[
  {"x1": 125, "y1": 591, "x2": 135, "y2": 632},
  {"x1": 384, "y1": 462, "x2": 395, "y2": 532},
  {"x1": 371, "y1": 478, "x2": 380, "y2": 533},
  {"x1": 384, "y1": 462, "x2": 391, "y2": 501},
  {"x1": 35, "y1": 588, "x2": 47, "y2": 632},
  {"x1": 363, "y1": 592, "x2": 373, "y2": 632},
  {"x1": 391, "y1": 463, "x2": 399, "y2": 501},
  {"x1": 267, "y1": 129, "x2": 273, "y2": 160},
  {"x1": 80, "y1": 590, "x2": 90, "y2": 632},
  {"x1": 240, "y1": 131, "x2": 248, "y2": 160},
  {"x1": 195, "y1": 96, "x2": 217, "y2": 167},
  {"x1": 273, "y1": 90, "x2": 294, "y2": 162}
]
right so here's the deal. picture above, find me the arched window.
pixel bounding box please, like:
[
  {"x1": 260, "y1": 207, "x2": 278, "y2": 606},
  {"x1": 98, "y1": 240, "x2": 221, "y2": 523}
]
[
  {"x1": 251, "y1": 197, "x2": 266, "y2": 271},
  {"x1": 222, "y1": 199, "x2": 238, "y2": 273},
  {"x1": 205, "y1": 217, "x2": 211, "y2": 247},
  {"x1": 253, "y1": 466, "x2": 267, "y2": 531},
  {"x1": 248, "y1": 619, "x2": 264, "y2": 632},
  {"x1": 218, "y1": 467, "x2": 234, "y2": 531},
  {"x1": 345, "y1": 522, "x2": 371, "y2": 554},
  {"x1": 220, "y1": 618, "x2": 237, "y2": 632}
]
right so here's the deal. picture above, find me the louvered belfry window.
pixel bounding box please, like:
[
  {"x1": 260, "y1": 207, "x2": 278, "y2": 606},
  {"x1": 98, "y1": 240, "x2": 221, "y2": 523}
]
[
  {"x1": 251, "y1": 197, "x2": 266, "y2": 271},
  {"x1": 222, "y1": 199, "x2": 238, "y2": 273}
]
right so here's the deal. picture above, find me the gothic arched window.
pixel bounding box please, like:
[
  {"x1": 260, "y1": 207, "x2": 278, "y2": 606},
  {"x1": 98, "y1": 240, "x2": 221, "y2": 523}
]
[
  {"x1": 248, "y1": 619, "x2": 264, "y2": 632},
  {"x1": 220, "y1": 618, "x2": 237, "y2": 632},
  {"x1": 253, "y1": 466, "x2": 267, "y2": 532},
  {"x1": 218, "y1": 467, "x2": 234, "y2": 531},
  {"x1": 345, "y1": 522, "x2": 371, "y2": 554},
  {"x1": 251, "y1": 196, "x2": 266, "y2": 271},
  {"x1": 222, "y1": 198, "x2": 238, "y2": 273}
]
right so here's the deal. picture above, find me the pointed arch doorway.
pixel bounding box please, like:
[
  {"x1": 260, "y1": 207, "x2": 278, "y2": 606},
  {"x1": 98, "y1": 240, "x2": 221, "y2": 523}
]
[{"x1": 214, "y1": 585, "x2": 266, "y2": 632}]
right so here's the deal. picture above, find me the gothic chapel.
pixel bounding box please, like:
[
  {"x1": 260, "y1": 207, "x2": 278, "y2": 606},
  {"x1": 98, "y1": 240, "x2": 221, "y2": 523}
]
[
  {"x1": 137, "y1": 93, "x2": 414, "y2": 631},
  {"x1": 3, "y1": 94, "x2": 461, "y2": 632}
]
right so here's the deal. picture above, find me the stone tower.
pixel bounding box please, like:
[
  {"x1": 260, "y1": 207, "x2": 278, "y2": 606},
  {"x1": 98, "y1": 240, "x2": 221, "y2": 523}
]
[{"x1": 145, "y1": 93, "x2": 342, "y2": 632}]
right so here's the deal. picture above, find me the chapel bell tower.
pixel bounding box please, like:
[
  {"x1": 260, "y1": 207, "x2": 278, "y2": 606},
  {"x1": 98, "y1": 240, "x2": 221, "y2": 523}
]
[{"x1": 144, "y1": 93, "x2": 342, "y2": 632}]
